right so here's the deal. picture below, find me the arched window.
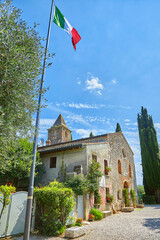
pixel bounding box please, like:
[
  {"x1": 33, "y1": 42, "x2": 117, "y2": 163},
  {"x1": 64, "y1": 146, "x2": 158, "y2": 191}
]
[
  {"x1": 122, "y1": 148, "x2": 126, "y2": 158},
  {"x1": 129, "y1": 164, "x2": 132, "y2": 178},
  {"x1": 118, "y1": 160, "x2": 122, "y2": 174},
  {"x1": 104, "y1": 160, "x2": 108, "y2": 175}
]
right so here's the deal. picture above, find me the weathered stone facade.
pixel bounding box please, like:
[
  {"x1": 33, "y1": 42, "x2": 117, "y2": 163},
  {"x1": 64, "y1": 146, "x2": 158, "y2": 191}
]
[
  {"x1": 38, "y1": 114, "x2": 137, "y2": 218},
  {"x1": 47, "y1": 114, "x2": 71, "y2": 144}
]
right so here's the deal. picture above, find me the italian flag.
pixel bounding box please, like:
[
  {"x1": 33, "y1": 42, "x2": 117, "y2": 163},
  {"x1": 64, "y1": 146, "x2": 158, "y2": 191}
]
[{"x1": 53, "y1": 6, "x2": 81, "y2": 50}]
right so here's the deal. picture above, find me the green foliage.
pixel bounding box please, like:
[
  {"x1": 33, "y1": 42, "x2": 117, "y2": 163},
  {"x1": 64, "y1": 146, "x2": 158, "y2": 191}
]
[
  {"x1": 137, "y1": 107, "x2": 160, "y2": 203},
  {"x1": 65, "y1": 175, "x2": 87, "y2": 196},
  {"x1": 0, "y1": 184, "x2": 16, "y2": 221},
  {"x1": 0, "y1": 138, "x2": 45, "y2": 190},
  {"x1": 122, "y1": 188, "x2": 129, "y2": 207},
  {"x1": 90, "y1": 208, "x2": 103, "y2": 221},
  {"x1": 34, "y1": 182, "x2": 75, "y2": 236},
  {"x1": 0, "y1": 1, "x2": 48, "y2": 160},
  {"x1": 105, "y1": 166, "x2": 111, "y2": 174},
  {"x1": 116, "y1": 123, "x2": 122, "y2": 132},
  {"x1": 86, "y1": 161, "x2": 103, "y2": 193},
  {"x1": 75, "y1": 222, "x2": 82, "y2": 226},
  {"x1": 137, "y1": 185, "x2": 145, "y2": 195},
  {"x1": 106, "y1": 193, "x2": 113, "y2": 203},
  {"x1": 58, "y1": 160, "x2": 67, "y2": 182},
  {"x1": 89, "y1": 132, "x2": 94, "y2": 137},
  {"x1": 143, "y1": 195, "x2": 156, "y2": 204},
  {"x1": 94, "y1": 190, "x2": 102, "y2": 204},
  {"x1": 65, "y1": 161, "x2": 103, "y2": 196},
  {"x1": 130, "y1": 189, "x2": 136, "y2": 206}
]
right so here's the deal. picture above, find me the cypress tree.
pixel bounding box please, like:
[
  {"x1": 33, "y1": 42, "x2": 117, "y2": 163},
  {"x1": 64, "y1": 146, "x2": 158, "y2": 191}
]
[
  {"x1": 116, "y1": 123, "x2": 122, "y2": 132},
  {"x1": 137, "y1": 107, "x2": 160, "y2": 203},
  {"x1": 89, "y1": 132, "x2": 94, "y2": 137}
]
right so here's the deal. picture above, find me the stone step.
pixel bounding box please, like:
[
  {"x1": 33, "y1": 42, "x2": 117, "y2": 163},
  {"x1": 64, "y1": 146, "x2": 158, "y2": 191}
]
[
  {"x1": 102, "y1": 210, "x2": 112, "y2": 218},
  {"x1": 65, "y1": 226, "x2": 85, "y2": 239},
  {"x1": 136, "y1": 204, "x2": 144, "y2": 208},
  {"x1": 82, "y1": 221, "x2": 90, "y2": 225},
  {"x1": 122, "y1": 207, "x2": 134, "y2": 212}
]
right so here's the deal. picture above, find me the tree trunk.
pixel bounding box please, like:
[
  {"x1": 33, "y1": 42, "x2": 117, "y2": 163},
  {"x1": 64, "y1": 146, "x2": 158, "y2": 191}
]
[{"x1": 155, "y1": 189, "x2": 160, "y2": 204}]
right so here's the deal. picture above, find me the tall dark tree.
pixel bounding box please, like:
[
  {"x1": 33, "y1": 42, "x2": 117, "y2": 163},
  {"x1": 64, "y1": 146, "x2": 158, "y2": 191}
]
[
  {"x1": 137, "y1": 107, "x2": 160, "y2": 203},
  {"x1": 116, "y1": 123, "x2": 122, "y2": 132}
]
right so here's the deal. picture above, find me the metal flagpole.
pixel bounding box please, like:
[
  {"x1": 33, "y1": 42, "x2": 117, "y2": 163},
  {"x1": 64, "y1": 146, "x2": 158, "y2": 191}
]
[{"x1": 23, "y1": 0, "x2": 54, "y2": 239}]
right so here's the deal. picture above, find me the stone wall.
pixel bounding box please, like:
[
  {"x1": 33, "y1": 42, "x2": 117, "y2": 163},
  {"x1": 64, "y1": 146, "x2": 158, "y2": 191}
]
[
  {"x1": 48, "y1": 125, "x2": 71, "y2": 144},
  {"x1": 106, "y1": 133, "x2": 137, "y2": 210},
  {"x1": 40, "y1": 147, "x2": 86, "y2": 184}
]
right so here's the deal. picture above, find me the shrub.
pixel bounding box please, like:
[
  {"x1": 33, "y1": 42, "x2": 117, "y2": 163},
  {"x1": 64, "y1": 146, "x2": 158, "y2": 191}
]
[
  {"x1": 65, "y1": 175, "x2": 87, "y2": 196},
  {"x1": 86, "y1": 161, "x2": 103, "y2": 194},
  {"x1": 0, "y1": 184, "x2": 16, "y2": 221},
  {"x1": 130, "y1": 189, "x2": 136, "y2": 206},
  {"x1": 90, "y1": 208, "x2": 103, "y2": 220},
  {"x1": 143, "y1": 195, "x2": 156, "y2": 204},
  {"x1": 94, "y1": 190, "x2": 102, "y2": 204},
  {"x1": 34, "y1": 182, "x2": 75, "y2": 236},
  {"x1": 75, "y1": 222, "x2": 82, "y2": 226},
  {"x1": 122, "y1": 188, "x2": 129, "y2": 207}
]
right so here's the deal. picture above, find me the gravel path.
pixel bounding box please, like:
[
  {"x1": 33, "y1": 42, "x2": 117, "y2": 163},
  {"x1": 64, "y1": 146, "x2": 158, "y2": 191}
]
[{"x1": 14, "y1": 205, "x2": 160, "y2": 240}]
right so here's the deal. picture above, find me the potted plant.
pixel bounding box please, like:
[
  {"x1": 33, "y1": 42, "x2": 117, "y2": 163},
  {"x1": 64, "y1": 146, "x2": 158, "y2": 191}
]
[
  {"x1": 75, "y1": 217, "x2": 83, "y2": 226},
  {"x1": 106, "y1": 193, "x2": 113, "y2": 203},
  {"x1": 88, "y1": 214, "x2": 94, "y2": 221},
  {"x1": 105, "y1": 167, "x2": 111, "y2": 174}
]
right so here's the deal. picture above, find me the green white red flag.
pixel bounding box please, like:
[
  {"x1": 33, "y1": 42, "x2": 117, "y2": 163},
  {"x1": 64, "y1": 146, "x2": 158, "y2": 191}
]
[{"x1": 53, "y1": 6, "x2": 81, "y2": 50}]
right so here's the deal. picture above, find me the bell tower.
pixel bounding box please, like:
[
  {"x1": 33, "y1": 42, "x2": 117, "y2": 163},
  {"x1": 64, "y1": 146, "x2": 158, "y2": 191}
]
[{"x1": 48, "y1": 114, "x2": 72, "y2": 144}]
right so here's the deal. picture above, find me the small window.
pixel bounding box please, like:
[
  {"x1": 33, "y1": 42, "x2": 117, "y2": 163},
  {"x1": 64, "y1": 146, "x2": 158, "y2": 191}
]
[
  {"x1": 122, "y1": 148, "x2": 126, "y2": 158},
  {"x1": 104, "y1": 160, "x2": 108, "y2": 175},
  {"x1": 118, "y1": 160, "x2": 122, "y2": 174},
  {"x1": 129, "y1": 164, "x2": 132, "y2": 178},
  {"x1": 117, "y1": 190, "x2": 121, "y2": 200},
  {"x1": 92, "y1": 154, "x2": 97, "y2": 162},
  {"x1": 106, "y1": 187, "x2": 109, "y2": 195},
  {"x1": 74, "y1": 165, "x2": 82, "y2": 174},
  {"x1": 65, "y1": 131, "x2": 68, "y2": 138},
  {"x1": 50, "y1": 157, "x2": 56, "y2": 168}
]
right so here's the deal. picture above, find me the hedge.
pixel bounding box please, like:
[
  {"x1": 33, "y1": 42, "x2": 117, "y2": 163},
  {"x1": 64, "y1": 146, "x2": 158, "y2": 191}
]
[{"x1": 34, "y1": 181, "x2": 75, "y2": 236}]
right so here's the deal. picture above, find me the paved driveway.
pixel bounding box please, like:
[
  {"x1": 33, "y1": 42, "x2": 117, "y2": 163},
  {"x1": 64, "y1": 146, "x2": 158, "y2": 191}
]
[
  {"x1": 14, "y1": 205, "x2": 160, "y2": 240},
  {"x1": 77, "y1": 205, "x2": 160, "y2": 240}
]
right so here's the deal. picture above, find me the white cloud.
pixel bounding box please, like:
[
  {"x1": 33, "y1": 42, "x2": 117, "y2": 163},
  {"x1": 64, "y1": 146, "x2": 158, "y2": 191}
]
[
  {"x1": 47, "y1": 103, "x2": 92, "y2": 127},
  {"x1": 86, "y1": 76, "x2": 103, "y2": 95},
  {"x1": 111, "y1": 78, "x2": 117, "y2": 84},
  {"x1": 86, "y1": 77, "x2": 103, "y2": 90},
  {"x1": 155, "y1": 123, "x2": 160, "y2": 129},
  {"x1": 97, "y1": 90, "x2": 102, "y2": 95},
  {"x1": 56, "y1": 102, "x2": 105, "y2": 109},
  {"x1": 125, "y1": 121, "x2": 137, "y2": 126},
  {"x1": 124, "y1": 119, "x2": 130, "y2": 122},
  {"x1": 77, "y1": 81, "x2": 81, "y2": 85},
  {"x1": 75, "y1": 129, "x2": 95, "y2": 138},
  {"x1": 40, "y1": 119, "x2": 55, "y2": 126},
  {"x1": 74, "y1": 128, "x2": 107, "y2": 138}
]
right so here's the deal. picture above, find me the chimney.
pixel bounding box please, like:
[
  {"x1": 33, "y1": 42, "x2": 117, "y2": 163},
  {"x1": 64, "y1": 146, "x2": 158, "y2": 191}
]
[{"x1": 46, "y1": 140, "x2": 51, "y2": 146}]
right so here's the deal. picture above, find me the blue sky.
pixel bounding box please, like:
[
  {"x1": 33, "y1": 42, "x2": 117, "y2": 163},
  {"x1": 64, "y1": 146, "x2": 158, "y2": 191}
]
[{"x1": 13, "y1": 0, "x2": 160, "y2": 185}]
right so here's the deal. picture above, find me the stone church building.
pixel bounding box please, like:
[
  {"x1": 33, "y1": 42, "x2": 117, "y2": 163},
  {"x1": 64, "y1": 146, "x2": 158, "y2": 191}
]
[{"x1": 38, "y1": 114, "x2": 137, "y2": 219}]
